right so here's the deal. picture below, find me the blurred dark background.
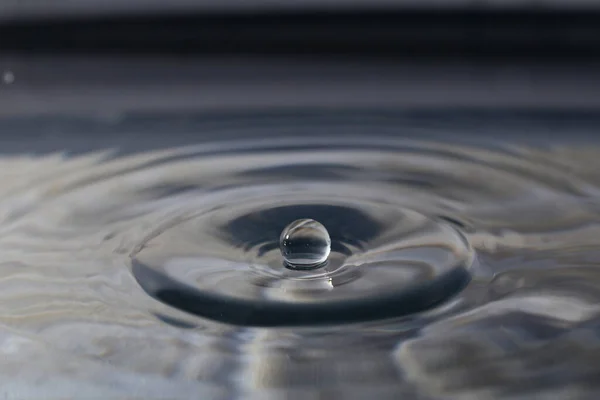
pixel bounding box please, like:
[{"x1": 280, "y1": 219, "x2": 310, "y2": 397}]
[
  {"x1": 1, "y1": 1, "x2": 600, "y2": 118},
  {"x1": 3, "y1": 1, "x2": 600, "y2": 56}
]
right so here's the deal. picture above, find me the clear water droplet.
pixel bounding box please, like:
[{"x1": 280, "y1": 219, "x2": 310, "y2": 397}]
[{"x1": 280, "y1": 219, "x2": 331, "y2": 268}]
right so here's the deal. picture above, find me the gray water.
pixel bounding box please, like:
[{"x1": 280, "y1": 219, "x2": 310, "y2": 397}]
[{"x1": 2, "y1": 112, "x2": 600, "y2": 399}]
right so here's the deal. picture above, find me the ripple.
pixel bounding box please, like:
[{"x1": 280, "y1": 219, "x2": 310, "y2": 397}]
[
  {"x1": 0, "y1": 120, "x2": 598, "y2": 398},
  {"x1": 130, "y1": 180, "x2": 474, "y2": 325}
]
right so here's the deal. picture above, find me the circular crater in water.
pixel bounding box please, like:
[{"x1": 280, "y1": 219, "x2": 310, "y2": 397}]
[{"x1": 131, "y1": 184, "x2": 474, "y2": 326}]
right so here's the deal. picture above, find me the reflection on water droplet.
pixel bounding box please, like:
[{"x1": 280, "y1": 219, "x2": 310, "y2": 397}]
[{"x1": 280, "y1": 219, "x2": 331, "y2": 269}]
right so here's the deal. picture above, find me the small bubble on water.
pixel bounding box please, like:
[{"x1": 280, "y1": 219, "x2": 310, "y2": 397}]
[{"x1": 280, "y1": 219, "x2": 331, "y2": 268}]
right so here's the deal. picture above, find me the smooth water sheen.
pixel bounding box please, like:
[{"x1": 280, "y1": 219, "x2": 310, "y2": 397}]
[{"x1": 2, "y1": 114, "x2": 600, "y2": 399}]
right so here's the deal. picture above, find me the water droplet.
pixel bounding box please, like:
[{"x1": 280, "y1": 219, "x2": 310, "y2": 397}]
[{"x1": 280, "y1": 219, "x2": 331, "y2": 268}]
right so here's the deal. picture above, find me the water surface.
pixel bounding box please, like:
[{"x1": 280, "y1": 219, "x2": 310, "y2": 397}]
[{"x1": 1, "y1": 111, "x2": 599, "y2": 399}]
